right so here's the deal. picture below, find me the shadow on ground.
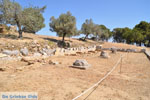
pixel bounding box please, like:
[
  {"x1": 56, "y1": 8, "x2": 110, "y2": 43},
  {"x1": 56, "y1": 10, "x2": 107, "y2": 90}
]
[
  {"x1": 43, "y1": 38, "x2": 59, "y2": 43},
  {"x1": 0, "y1": 33, "x2": 33, "y2": 40}
]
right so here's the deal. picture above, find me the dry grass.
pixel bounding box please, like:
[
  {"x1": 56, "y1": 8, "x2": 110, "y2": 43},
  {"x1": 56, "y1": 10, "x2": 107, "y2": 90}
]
[{"x1": 0, "y1": 51, "x2": 150, "y2": 100}]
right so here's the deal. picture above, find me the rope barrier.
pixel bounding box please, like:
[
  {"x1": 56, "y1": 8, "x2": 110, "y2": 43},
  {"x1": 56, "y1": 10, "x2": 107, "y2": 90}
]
[{"x1": 72, "y1": 54, "x2": 125, "y2": 100}]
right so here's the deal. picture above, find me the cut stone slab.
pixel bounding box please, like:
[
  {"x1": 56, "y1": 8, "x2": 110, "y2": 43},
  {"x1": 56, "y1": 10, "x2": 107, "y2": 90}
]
[
  {"x1": 20, "y1": 47, "x2": 28, "y2": 56},
  {"x1": 46, "y1": 49, "x2": 56, "y2": 56},
  {"x1": 100, "y1": 51, "x2": 110, "y2": 58},
  {"x1": 54, "y1": 48, "x2": 64, "y2": 56},
  {"x1": 96, "y1": 45, "x2": 102, "y2": 51},
  {"x1": 2, "y1": 50, "x2": 20, "y2": 56},
  {"x1": 111, "y1": 47, "x2": 117, "y2": 54},
  {"x1": 0, "y1": 53, "x2": 8, "y2": 58},
  {"x1": 72, "y1": 59, "x2": 90, "y2": 69},
  {"x1": 33, "y1": 52, "x2": 42, "y2": 57},
  {"x1": 141, "y1": 48, "x2": 146, "y2": 52}
]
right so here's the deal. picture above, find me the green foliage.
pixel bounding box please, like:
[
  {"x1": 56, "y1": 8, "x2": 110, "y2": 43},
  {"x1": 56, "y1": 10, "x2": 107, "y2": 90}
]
[
  {"x1": 122, "y1": 27, "x2": 133, "y2": 44},
  {"x1": 0, "y1": 0, "x2": 45, "y2": 38},
  {"x1": 49, "y1": 11, "x2": 77, "y2": 42},
  {"x1": 57, "y1": 41, "x2": 70, "y2": 48},
  {"x1": 92, "y1": 24, "x2": 111, "y2": 41},
  {"x1": 112, "y1": 28, "x2": 125, "y2": 43},
  {"x1": 99, "y1": 25, "x2": 111, "y2": 41},
  {"x1": 132, "y1": 28, "x2": 144, "y2": 45},
  {"x1": 134, "y1": 21, "x2": 150, "y2": 45},
  {"x1": 112, "y1": 27, "x2": 144, "y2": 45},
  {"x1": 22, "y1": 7, "x2": 46, "y2": 33},
  {"x1": 112, "y1": 21, "x2": 150, "y2": 46},
  {"x1": 48, "y1": 41, "x2": 55, "y2": 47},
  {"x1": 0, "y1": 24, "x2": 10, "y2": 33},
  {"x1": 81, "y1": 19, "x2": 95, "y2": 40},
  {"x1": 92, "y1": 24, "x2": 101, "y2": 41}
]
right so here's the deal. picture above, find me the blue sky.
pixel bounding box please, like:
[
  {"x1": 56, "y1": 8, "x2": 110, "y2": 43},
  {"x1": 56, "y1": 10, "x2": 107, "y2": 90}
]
[{"x1": 15, "y1": 0, "x2": 150, "y2": 36}]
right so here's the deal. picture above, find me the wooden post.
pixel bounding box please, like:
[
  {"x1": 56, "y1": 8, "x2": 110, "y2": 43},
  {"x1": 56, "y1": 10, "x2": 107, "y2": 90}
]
[
  {"x1": 120, "y1": 56, "x2": 123, "y2": 74},
  {"x1": 127, "y1": 52, "x2": 129, "y2": 60}
]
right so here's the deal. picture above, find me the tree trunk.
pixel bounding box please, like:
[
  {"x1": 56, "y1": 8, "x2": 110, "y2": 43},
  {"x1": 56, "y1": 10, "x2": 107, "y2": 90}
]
[
  {"x1": 139, "y1": 42, "x2": 142, "y2": 46},
  {"x1": 16, "y1": 21, "x2": 22, "y2": 38},
  {"x1": 96, "y1": 34, "x2": 98, "y2": 41},
  {"x1": 62, "y1": 33, "x2": 66, "y2": 42},
  {"x1": 84, "y1": 34, "x2": 88, "y2": 41},
  {"x1": 18, "y1": 29, "x2": 22, "y2": 38}
]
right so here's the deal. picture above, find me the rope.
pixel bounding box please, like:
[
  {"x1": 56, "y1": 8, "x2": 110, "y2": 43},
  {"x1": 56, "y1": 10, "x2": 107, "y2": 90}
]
[{"x1": 72, "y1": 54, "x2": 125, "y2": 100}]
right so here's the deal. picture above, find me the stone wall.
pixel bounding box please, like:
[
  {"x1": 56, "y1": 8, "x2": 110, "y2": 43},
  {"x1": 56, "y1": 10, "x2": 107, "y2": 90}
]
[{"x1": 0, "y1": 44, "x2": 145, "y2": 59}]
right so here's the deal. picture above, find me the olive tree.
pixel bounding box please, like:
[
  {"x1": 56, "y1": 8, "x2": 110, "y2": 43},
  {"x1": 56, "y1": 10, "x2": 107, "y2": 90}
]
[
  {"x1": 49, "y1": 11, "x2": 77, "y2": 42},
  {"x1": 22, "y1": 7, "x2": 46, "y2": 34},
  {"x1": 81, "y1": 19, "x2": 95, "y2": 41},
  {"x1": 0, "y1": 0, "x2": 45, "y2": 38}
]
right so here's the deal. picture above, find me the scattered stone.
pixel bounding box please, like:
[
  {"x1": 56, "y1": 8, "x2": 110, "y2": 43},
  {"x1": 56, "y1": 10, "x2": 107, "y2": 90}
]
[
  {"x1": 0, "y1": 53, "x2": 8, "y2": 58},
  {"x1": 119, "y1": 48, "x2": 126, "y2": 52},
  {"x1": 0, "y1": 66, "x2": 6, "y2": 71},
  {"x1": 111, "y1": 49, "x2": 117, "y2": 54},
  {"x1": 33, "y1": 52, "x2": 42, "y2": 57},
  {"x1": 126, "y1": 49, "x2": 137, "y2": 52},
  {"x1": 72, "y1": 59, "x2": 90, "y2": 69},
  {"x1": 21, "y1": 57, "x2": 35, "y2": 65},
  {"x1": 102, "y1": 48, "x2": 111, "y2": 50},
  {"x1": 46, "y1": 49, "x2": 56, "y2": 56},
  {"x1": 49, "y1": 60, "x2": 60, "y2": 65},
  {"x1": 40, "y1": 49, "x2": 47, "y2": 55},
  {"x1": 96, "y1": 45, "x2": 102, "y2": 51},
  {"x1": 141, "y1": 48, "x2": 146, "y2": 52},
  {"x1": 20, "y1": 47, "x2": 28, "y2": 56},
  {"x1": 100, "y1": 51, "x2": 110, "y2": 58},
  {"x1": 111, "y1": 47, "x2": 117, "y2": 54},
  {"x1": 16, "y1": 67, "x2": 24, "y2": 71},
  {"x1": 2, "y1": 50, "x2": 20, "y2": 56}
]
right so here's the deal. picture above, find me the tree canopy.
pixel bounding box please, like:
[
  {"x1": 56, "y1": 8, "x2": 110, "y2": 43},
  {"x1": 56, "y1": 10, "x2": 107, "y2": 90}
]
[
  {"x1": 112, "y1": 21, "x2": 150, "y2": 46},
  {"x1": 22, "y1": 7, "x2": 46, "y2": 34},
  {"x1": 99, "y1": 25, "x2": 111, "y2": 41},
  {"x1": 81, "y1": 19, "x2": 95, "y2": 40},
  {"x1": 0, "y1": 0, "x2": 45, "y2": 38},
  {"x1": 49, "y1": 11, "x2": 77, "y2": 42}
]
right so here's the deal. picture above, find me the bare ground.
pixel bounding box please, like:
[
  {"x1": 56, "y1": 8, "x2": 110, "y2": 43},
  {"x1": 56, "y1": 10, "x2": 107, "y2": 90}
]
[
  {"x1": 0, "y1": 51, "x2": 150, "y2": 100},
  {"x1": 0, "y1": 32, "x2": 143, "y2": 50}
]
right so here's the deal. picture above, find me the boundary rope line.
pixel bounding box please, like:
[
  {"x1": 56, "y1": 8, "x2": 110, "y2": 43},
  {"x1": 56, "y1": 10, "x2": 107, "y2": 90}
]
[{"x1": 72, "y1": 54, "x2": 125, "y2": 100}]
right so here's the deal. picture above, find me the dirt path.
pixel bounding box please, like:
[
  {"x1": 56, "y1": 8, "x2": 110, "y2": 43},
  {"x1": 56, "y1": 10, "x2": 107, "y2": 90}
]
[{"x1": 0, "y1": 52, "x2": 150, "y2": 100}]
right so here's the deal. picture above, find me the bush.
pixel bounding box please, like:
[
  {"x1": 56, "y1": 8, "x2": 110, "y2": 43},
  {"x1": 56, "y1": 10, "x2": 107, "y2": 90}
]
[
  {"x1": 57, "y1": 41, "x2": 70, "y2": 48},
  {"x1": 0, "y1": 24, "x2": 10, "y2": 33}
]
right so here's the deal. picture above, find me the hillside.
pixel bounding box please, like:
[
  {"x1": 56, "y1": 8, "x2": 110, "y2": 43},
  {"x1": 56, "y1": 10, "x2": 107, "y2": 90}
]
[
  {"x1": 0, "y1": 32, "x2": 150, "y2": 100},
  {"x1": 0, "y1": 32, "x2": 143, "y2": 51}
]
